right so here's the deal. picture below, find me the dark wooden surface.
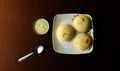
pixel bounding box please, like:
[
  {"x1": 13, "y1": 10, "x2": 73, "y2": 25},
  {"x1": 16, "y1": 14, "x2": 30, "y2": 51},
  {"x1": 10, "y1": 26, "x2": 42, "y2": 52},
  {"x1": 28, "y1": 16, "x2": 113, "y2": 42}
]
[{"x1": 0, "y1": 0, "x2": 112, "y2": 71}]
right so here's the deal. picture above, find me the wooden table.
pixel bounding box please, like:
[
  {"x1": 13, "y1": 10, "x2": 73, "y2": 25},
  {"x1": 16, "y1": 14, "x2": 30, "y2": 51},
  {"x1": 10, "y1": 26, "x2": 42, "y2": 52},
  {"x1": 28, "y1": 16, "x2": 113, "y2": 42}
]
[{"x1": 0, "y1": 0, "x2": 112, "y2": 71}]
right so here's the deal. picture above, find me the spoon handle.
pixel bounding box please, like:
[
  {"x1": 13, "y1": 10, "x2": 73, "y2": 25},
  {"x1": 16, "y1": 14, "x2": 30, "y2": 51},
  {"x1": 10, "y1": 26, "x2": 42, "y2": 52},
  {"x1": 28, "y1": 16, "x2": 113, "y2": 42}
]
[{"x1": 18, "y1": 52, "x2": 34, "y2": 62}]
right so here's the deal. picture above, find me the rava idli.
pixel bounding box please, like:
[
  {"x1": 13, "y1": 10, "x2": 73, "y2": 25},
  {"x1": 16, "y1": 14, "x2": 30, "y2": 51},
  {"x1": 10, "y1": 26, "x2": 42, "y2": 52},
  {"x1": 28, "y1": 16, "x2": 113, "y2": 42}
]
[
  {"x1": 56, "y1": 24, "x2": 75, "y2": 42},
  {"x1": 73, "y1": 33, "x2": 92, "y2": 51}
]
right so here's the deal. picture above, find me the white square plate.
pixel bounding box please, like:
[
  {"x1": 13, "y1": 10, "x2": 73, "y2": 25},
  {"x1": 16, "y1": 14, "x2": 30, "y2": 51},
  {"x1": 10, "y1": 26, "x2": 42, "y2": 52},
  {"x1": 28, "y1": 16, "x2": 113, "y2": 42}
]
[{"x1": 52, "y1": 14, "x2": 94, "y2": 54}]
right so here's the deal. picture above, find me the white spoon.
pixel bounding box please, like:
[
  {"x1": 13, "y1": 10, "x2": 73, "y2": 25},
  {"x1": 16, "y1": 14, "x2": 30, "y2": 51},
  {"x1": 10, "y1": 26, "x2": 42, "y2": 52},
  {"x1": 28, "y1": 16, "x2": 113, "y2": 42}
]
[{"x1": 18, "y1": 45, "x2": 44, "y2": 62}]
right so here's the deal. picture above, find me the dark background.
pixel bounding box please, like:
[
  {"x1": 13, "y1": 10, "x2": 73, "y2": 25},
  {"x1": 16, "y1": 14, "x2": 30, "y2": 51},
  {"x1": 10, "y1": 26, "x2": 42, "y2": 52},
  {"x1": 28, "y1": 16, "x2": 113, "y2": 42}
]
[{"x1": 0, "y1": 0, "x2": 114, "y2": 71}]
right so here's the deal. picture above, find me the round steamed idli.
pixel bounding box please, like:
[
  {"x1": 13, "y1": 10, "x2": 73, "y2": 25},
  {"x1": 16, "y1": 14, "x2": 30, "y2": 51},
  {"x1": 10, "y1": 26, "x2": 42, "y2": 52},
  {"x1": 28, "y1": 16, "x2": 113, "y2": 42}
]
[
  {"x1": 72, "y1": 14, "x2": 92, "y2": 32},
  {"x1": 74, "y1": 33, "x2": 92, "y2": 51},
  {"x1": 56, "y1": 24, "x2": 75, "y2": 41}
]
